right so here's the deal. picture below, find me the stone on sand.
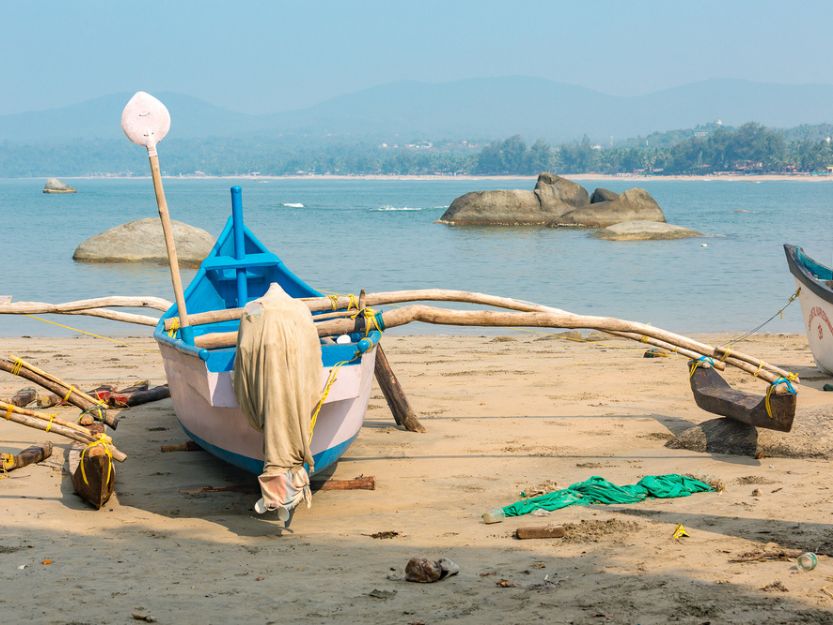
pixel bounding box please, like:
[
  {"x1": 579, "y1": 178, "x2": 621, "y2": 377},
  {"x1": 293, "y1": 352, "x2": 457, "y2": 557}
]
[
  {"x1": 43, "y1": 178, "x2": 76, "y2": 194},
  {"x1": 666, "y1": 410, "x2": 833, "y2": 459},
  {"x1": 594, "y1": 220, "x2": 701, "y2": 241},
  {"x1": 73, "y1": 218, "x2": 214, "y2": 268}
]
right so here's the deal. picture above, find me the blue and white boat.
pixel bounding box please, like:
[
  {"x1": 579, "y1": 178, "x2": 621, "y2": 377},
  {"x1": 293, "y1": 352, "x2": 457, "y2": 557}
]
[
  {"x1": 784, "y1": 244, "x2": 833, "y2": 373},
  {"x1": 154, "y1": 186, "x2": 380, "y2": 475}
]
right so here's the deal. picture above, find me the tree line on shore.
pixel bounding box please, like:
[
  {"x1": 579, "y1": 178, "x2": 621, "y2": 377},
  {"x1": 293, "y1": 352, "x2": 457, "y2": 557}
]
[{"x1": 3, "y1": 121, "x2": 833, "y2": 177}]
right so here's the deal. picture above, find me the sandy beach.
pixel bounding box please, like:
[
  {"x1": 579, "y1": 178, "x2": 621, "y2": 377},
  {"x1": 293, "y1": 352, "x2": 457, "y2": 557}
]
[{"x1": 2, "y1": 332, "x2": 833, "y2": 624}]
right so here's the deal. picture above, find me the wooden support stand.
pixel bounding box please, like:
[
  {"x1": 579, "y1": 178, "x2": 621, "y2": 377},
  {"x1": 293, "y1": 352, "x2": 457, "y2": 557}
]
[{"x1": 373, "y1": 345, "x2": 426, "y2": 433}]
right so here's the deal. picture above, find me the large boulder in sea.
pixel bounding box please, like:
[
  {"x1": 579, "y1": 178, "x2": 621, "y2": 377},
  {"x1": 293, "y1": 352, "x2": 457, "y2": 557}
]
[
  {"x1": 438, "y1": 189, "x2": 543, "y2": 225},
  {"x1": 559, "y1": 188, "x2": 666, "y2": 228},
  {"x1": 439, "y1": 175, "x2": 666, "y2": 227},
  {"x1": 73, "y1": 218, "x2": 214, "y2": 268},
  {"x1": 594, "y1": 220, "x2": 701, "y2": 241},
  {"x1": 533, "y1": 173, "x2": 589, "y2": 215},
  {"x1": 43, "y1": 178, "x2": 76, "y2": 194}
]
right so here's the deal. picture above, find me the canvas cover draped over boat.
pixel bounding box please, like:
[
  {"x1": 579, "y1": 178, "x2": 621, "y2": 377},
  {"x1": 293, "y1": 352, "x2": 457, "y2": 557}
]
[{"x1": 233, "y1": 283, "x2": 323, "y2": 492}]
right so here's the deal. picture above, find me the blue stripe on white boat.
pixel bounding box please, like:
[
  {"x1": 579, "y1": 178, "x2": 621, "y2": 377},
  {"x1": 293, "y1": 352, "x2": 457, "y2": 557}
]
[{"x1": 179, "y1": 421, "x2": 357, "y2": 476}]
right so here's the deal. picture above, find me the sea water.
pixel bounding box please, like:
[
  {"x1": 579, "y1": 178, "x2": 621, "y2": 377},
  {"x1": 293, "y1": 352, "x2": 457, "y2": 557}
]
[{"x1": 1, "y1": 177, "x2": 832, "y2": 337}]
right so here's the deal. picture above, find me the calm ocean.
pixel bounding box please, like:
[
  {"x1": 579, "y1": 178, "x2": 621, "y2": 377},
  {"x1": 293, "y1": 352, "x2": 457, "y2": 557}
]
[{"x1": 1, "y1": 177, "x2": 831, "y2": 337}]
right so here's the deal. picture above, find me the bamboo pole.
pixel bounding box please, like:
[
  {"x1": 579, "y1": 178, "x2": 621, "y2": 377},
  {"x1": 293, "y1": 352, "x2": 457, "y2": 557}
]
[
  {"x1": 0, "y1": 296, "x2": 172, "y2": 313},
  {"x1": 194, "y1": 305, "x2": 787, "y2": 386},
  {"x1": 0, "y1": 401, "x2": 127, "y2": 461},
  {"x1": 0, "y1": 400, "x2": 96, "y2": 435},
  {"x1": 9, "y1": 355, "x2": 110, "y2": 409},
  {"x1": 148, "y1": 152, "x2": 191, "y2": 335},
  {"x1": 167, "y1": 289, "x2": 793, "y2": 377},
  {"x1": 0, "y1": 358, "x2": 117, "y2": 428}
]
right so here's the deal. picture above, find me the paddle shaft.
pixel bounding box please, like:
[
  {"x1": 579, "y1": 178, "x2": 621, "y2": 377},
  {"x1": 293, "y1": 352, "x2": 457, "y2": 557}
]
[{"x1": 148, "y1": 151, "x2": 191, "y2": 335}]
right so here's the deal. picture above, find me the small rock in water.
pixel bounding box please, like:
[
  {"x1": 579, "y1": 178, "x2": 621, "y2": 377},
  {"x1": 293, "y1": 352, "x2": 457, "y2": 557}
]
[{"x1": 42, "y1": 177, "x2": 76, "y2": 194}]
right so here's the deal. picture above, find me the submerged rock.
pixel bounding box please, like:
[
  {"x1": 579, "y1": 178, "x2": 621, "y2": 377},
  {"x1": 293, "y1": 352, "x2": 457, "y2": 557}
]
[
  {"x1": 439, "y1": 175, "x2": 666, "y2": 227},
  {"x1": 73, "y1": 218, "x2": 214, "y2": 267},
  {"x1": 666, "y1": 410, "x2": 833, "y2": 459},
  {"x1": 594, "y1": 220, "x2": 701, "y2": 241},
  {"x1": 43, "y1": 178, "x2": 76, "y2": 194}
]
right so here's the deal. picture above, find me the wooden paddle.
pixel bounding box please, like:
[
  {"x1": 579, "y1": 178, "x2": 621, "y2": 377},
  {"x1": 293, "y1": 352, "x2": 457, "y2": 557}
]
[{"x1": 121, "y1": 92, "x2": 193, "y2": 343}]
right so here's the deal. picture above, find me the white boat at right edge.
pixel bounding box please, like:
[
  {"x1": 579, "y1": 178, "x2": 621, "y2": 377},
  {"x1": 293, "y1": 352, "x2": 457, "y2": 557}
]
[{"x1": 784, "y1": 244, "x2": 833, "y2": 373}]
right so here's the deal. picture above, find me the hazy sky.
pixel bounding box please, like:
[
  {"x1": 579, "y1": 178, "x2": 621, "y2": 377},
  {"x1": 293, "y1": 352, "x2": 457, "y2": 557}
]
[{"x1": 4, "y1": 0, "x2": 832, "y2": 115}]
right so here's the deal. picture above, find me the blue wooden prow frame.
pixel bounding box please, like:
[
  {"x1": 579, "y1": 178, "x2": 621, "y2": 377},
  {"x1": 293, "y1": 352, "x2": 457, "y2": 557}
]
[{"x1": 231, "y1": 185, "x2": 248, "y2": 307}]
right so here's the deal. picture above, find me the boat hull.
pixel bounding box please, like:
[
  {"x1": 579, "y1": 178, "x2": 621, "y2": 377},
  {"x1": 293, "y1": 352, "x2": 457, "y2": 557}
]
[
  {"x1": 157, "y1": 341, "x2": 376, "y2": 475},
  {"x1": 785, "y1": 244, "x2": 833, "y2": 374}
]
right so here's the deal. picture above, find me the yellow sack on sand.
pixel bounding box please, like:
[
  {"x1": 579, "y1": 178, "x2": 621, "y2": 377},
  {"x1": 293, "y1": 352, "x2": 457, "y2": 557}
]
[{"x1": 233, "y1": 283, "x2": 323, "y2": 478}]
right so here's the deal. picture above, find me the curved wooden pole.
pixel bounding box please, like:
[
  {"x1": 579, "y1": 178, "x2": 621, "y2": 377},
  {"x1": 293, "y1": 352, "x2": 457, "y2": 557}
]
[
  {"x1": 0, "y1": 296, "x2": 172, "y2": 313},
  {"x1": 170, "y1": 289, "x2": 792, "y2": 378},
  {"x1": 194, "y1": 303, "x2": 794, "y2": 384}
]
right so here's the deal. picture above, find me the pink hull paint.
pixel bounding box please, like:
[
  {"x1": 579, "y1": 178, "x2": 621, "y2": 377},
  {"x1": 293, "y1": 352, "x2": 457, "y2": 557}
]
[{"x1": 157, "y1": 342, "x2": 376, "y2": 473}]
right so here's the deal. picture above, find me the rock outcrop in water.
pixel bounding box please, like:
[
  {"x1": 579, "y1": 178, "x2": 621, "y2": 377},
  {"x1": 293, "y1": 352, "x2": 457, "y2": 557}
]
[
  {"x1": 73, "y1": 218, "x2": 214, "y2": 267},
  {"x1": 594, "y1": 220, "x2": 702, "y2": 241},
  {"x1": 438, "y1": 174, "x2": 667, "y2": 228},
  {"x1": 43, "y1": 178, "x2": 76, "y2": 194}
]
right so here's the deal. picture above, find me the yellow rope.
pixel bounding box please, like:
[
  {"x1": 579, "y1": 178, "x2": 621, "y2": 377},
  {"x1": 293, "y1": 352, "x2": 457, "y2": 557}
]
[
  {"x1": 24, "y1": 315, "x2": 127, "y2": 346},
  {"x1": 80, "y1": 434, "x2": 114, "y2": 486},
  {"x1": 309, "y1": 358, "x2": 353, "y2": 441},
  {"x1": 718, "y1": 347, "x2": 731, "y2": 363},
  {"x1": 753, "y1": 363, "x2": 764, "y2": 378},
  {"x1": 61, "y1": 385, "x2": 75, "y2": 404},
  {"x1": 4, "y1": 404, "x2": 12, "y2": 420},
  {"x1": 11, "y1": 358, "x2": 23, "y2": 376},
  {"x1": 689, "y1": 357, "x2": 715, "y2": 379},
  {"x1": 167, "y1": 317, "x2": 180, "y2": 338},
  {"x1": 349, "y1": 306, "x2": 381, "y2": 336},
  {"x1": 327, "y1": 294, "x2": 340, "y2": 311},
  {"x1": 764, "y1": 384, "x2": 775, "y2": 419},
  {"x1": 640, "y1": 335, "x2": 649, "y2": 343},
  {"x1": 44, "y1": 414, "x2": 55, "y2": 433}
]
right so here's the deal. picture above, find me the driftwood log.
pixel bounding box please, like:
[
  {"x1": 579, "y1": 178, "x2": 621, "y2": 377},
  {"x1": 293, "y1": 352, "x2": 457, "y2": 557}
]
[
  {"x1": 514, "y1": 526, "x2": 566, "y2": 540},
  {"x1": 1, "y1": 442, "x2": 53, "y2": 473},
  {"x1": 160, "y1": 440, "x2": 202, "y2": 453}
]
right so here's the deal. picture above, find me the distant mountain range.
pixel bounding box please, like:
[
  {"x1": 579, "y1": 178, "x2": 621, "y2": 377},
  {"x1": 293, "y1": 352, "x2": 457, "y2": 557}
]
[{"x1": 4, "y1": 77, "x2": 833, "y2": 144}]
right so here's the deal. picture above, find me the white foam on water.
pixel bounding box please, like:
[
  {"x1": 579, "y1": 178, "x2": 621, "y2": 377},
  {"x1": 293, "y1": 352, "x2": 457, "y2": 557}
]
[
  {"x1": 372, "y1": 205, "x2": 426, "y2": 211},
  {"x1": 282, "y1": 202, "x2": 305, "y2": 208}
]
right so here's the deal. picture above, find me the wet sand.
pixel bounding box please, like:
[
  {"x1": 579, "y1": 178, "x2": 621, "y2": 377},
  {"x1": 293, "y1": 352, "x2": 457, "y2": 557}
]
[{"x1": 2, "y1": 332, "x2": 833, "y2": 624}]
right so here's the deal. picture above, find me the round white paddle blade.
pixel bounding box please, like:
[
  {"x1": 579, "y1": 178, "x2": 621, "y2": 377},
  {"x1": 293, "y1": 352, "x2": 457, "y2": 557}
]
[{"x1": 121, "y1": 91, "x2": 171, "y2": 148}]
